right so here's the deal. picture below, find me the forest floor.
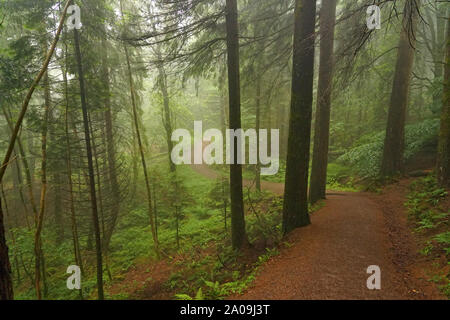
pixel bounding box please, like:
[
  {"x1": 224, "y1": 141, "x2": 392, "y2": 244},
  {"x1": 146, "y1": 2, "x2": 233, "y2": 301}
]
[
  {"x1": 107, "y1": 164, "x2": 446, "y2": 300},
  {"x1": 193, "y1": 165, "x2": 444, "y2": 299}
]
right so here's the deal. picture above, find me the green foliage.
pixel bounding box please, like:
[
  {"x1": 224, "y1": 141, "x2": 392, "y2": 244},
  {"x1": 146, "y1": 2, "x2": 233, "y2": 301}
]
[
  {"x1": 405, "y1": 174, "x2": 449, "y2": 298},
  {"x1": 245, "y1": 191, "x2": 282, "y2": 246},
  {"x1": 337, "y1": 119, "x2": 440, "y2": 178},
  {"x1": 434, "y1": 232, "x2": 450, "y2": 255}
]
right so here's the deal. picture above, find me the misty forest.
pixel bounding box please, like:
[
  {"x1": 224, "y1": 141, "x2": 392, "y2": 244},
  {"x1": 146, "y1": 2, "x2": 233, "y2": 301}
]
[{"x1": 0, "y1": 0, "x2": 449, "y2": 300}]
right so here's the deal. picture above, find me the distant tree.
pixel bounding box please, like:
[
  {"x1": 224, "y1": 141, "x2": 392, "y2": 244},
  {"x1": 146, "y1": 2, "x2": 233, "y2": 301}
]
[{"x1": 282, "y1": 0, "x2": 317, "y2": 234}]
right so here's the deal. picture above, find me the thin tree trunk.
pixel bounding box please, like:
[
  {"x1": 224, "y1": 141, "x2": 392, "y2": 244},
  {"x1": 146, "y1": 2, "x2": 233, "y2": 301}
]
[
  {"x1": 282, "y1": 0, "x2": 317, "y2": 234},
  {"x1": 225, "y1": 0, "x2": 248, "y2": 249},
  {"x1": 101, "y1": 37, "x2": 121, "y2": 251},
  {"x1": 158, "y1": 62, "x2": 176, "y2": 173},
  {"x1": 120, "y1": 0, "x2": 159, "y2": 258},
  {"x1": 34, "y1": 68, "x2": 50, "y2": 300},
  {"x1": 309, "y1": 0, "x2": 337, "y2": 204},
  {"x1": 73, "y1": 28, "x2": 104, "y2": 300},
  {"x1": 381, "y1": 1, "x2": 418, "y2": 177},
  {"x1": 63, "y1": 62, "x2": 84, "y2": 282},
  {"x1": 122, "y1": 45, "x2": 159, "y2": 259},
  {"x1": 255, "y1": 74, "x2": 262, "y2": 192}
]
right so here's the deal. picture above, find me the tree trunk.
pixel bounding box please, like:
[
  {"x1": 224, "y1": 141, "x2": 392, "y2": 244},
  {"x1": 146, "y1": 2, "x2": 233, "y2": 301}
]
[
  {"x1": 255, "y1": 74, "x2": 262, "y2": 192},
  {"x1": 282, "y1": 0, "x2": 317, "y2": 234},
  {"x1": 0, "y1": 196, "x2": 13, "y2": 300},
  {"x1": 225, "y1": 0, "x2": 248, "y2": 249},
  {"x1": 158, "y1": 62, "x2": 176, "y2": 173},
  {"x1": 381, "y1": 1, "x2": 418, "y2": 177},
  {"x1": 73, "y1": 28, "x2": 104, "y2": 300},
  {"x1": 123, "y1": 44, "x2": 160, "y2": 259},
  {"x1": 101, "y1": 38, "x2": 121, "y2": 250},
  {"x1": 437, "y1": 13, "x2": 450, "y2": 187},
  {"x1": 34, "y1": 68, "x2": 50, "y2": 300},
  {"x1": 120, "y1": 0, "x2": 159, "y2": 258},
  {"x1": 309, "y1": 0, "x2": 337, "y2": 204},
  {"x1": 63, "y1": 59, "x2": 84, "y2": 284}
]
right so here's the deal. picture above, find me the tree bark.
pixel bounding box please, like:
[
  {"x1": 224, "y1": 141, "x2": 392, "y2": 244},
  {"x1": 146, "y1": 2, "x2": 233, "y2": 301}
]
[
  {"x1": 123, "y1": 48, "x2": 159, "y2": 259},
  {"x1": 309, "y1": 0, "x2": 337, "y2": 204},
  {"x1": 34, "y1": 67, "x2": 50, "y2": 300},
  {"x1": 437, "y1": 12, "x2": 450, "y2": 187},
  {"x1": 282, "y1": 0, "x2": 317, "y2": 234},
  {"x1": 63, "y1": 59, "x2": 84, "y2": 284},
  {"x1": 380, "y1": 1, "x2": 418, "y2": 177},
  {"x1": 225, "y1": 0, "x2": 248, "y2": 249}
]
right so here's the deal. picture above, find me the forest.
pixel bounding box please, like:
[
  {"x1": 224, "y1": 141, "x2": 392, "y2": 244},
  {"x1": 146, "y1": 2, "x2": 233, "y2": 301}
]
[{"x1": 0, "y1": 0, "x2": 449, "y2": 301}]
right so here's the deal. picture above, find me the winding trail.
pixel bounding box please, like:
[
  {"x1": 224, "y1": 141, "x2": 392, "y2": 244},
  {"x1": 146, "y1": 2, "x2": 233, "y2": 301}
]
[{"x1": 191, "y1": 164, "x2": 444, "y2": 300}]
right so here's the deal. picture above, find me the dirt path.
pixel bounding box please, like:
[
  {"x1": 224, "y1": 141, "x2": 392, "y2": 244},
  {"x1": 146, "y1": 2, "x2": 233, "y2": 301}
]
[{"x1": 192, "y1": 164, "x2": 444, "y2": 300}]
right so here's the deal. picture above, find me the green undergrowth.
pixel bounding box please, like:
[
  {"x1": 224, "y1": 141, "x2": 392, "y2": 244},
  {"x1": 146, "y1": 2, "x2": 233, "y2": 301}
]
[{"x1": 405, "y1": 174, "x2": 450, "y2": 297}]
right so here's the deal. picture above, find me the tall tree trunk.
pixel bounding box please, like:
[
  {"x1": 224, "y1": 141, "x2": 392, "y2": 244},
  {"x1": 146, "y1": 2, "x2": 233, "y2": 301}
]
[
  {"x1": 101, "y1": 37, "x2": 121, "y2": 251},
  {"x1": 380, "y1": 1, "x2": 418, "y2": 177},
  {"x1": 123, "y1": 46, "x2": 159, "y2": 259},
  {"x1": 73, "y1": 28, "x2": 104, "y2": 300},
  {"x1": 437, "y1": 13, "x2": 450, "y2": 187},
  {"x1": 34, "y1": 68, "x2": 50, "y2": 300},
  {"x1": 63, "y1": 63, "x2": 84, "y2": 284},
  {"x1": 282, "y1": 0, "x2": 317, "y2": 234},
  {"x1": 157, "y1": 62, "x2": 176, "y2": 173},
  {"x1": 225, "y1": 0, "x2": 248, "y2": 249},
  {"x1": 120, "y1": 0, "x2": 159, "y2": 257},
  {"x1": 309, "y1": 0, "x2": 337, "y2": 204}
]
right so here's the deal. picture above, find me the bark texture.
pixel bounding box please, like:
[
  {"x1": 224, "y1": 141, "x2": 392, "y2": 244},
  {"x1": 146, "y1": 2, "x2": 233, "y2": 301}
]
[
  {"x1": 282, "y1": 0, "x2": 317, "y2": 234},
  {"x1": 309, "y1": 0, "x2": 337, "y2": 204},
  {"x1": 381, "y1": 1, "x2": 418, "y2": 177},
  {"x1": 225, "y1": 0, "x2": 248, "y2": 249}
]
